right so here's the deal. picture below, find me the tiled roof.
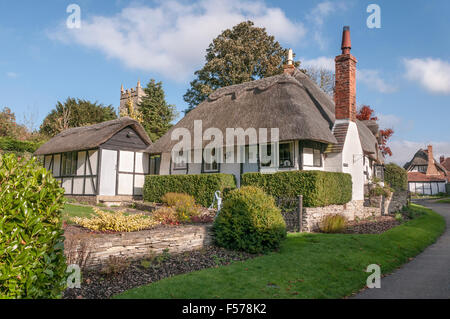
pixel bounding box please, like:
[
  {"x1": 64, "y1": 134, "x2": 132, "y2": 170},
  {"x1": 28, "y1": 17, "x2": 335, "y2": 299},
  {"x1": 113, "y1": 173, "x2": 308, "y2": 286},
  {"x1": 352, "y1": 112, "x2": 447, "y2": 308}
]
[
  {"x1": 326, "y1": 122, "x2": 349, "y2": 153},
  {"x1": 441, "y1": 157, "x2": 450, "y2": 172},
  {"x1": 407, "y1": 172, "x2": 447, "y2": 182}
]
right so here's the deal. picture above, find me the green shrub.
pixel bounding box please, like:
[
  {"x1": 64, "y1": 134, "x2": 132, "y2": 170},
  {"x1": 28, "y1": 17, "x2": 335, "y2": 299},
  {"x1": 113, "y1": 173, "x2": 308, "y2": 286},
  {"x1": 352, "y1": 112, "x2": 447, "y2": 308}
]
[
  {"x1": 213, "y1": 186, "x2": 286, "y2": 253},
  {"x1": 369, "y1": 185, "x2": 393, "y2": 197},
  {"x1": 161, "y1": 192, "x2": 201, "y2": 222},
  {"x1": 319, "y1": 214, "x2": 347, "y2": 233},
  {"x1": 241, "y1": 171, "x2": 352, "y2": 207},
  {"x1": 0, "y1": 137, "x2": 43, "y2": 154},
  {"x1": 0, "y1": 154, "x2": 67, "y2": 298},
  {"x1": 384, "y1": 163, "x2": 408, "y2": 192},
  {"x1": 144, "y1": 173, "x2": 236, "y2": 207}
]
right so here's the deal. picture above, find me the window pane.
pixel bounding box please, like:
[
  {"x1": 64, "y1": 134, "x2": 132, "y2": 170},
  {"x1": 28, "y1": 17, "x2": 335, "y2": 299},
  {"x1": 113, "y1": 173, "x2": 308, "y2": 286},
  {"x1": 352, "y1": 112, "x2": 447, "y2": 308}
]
[
  {"x1": 279, "y1": 143, "x2": 293, "y2": 167},
  {"x1": 303, "y1": 147, "x2": 313, "y2": 166},
  {"x1": 313, "y1": 149, "x2": 321, "y2": 167},
  {"x1": 261, "y1": 144, "x2": 273, "y2": 167}
]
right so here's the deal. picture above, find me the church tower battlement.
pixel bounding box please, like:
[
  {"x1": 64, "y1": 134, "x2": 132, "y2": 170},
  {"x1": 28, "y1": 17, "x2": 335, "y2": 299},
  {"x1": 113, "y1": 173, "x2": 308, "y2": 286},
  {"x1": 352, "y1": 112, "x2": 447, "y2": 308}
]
[{"x1": 119, "y1": 80, "x2": 146, "y2": 116}]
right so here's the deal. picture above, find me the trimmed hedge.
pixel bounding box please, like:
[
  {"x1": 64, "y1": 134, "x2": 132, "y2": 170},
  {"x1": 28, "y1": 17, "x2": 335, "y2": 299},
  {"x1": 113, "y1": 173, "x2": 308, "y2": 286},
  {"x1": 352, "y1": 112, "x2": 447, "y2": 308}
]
[
  {"x1": 241, "y1": 170, "x2": 352, "y2": 207},
  {"x1": 384, "y1": 163, "x2": 408, "y2": 192},
  {"x1": 143, "y1": 173, "x2": 236, "y2": 207},
  {"x1": 0, "y1": 137, "x2": 42, "y2": 154},
  {"x1": 0, "y1": 154, "x2": 67, "y2": 298}
]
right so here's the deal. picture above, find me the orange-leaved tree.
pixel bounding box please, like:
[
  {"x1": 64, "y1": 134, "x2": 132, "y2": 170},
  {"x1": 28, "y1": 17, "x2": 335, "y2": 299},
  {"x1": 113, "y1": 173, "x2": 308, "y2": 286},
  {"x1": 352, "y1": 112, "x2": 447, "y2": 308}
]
[{"x1": 356, "y1": 105, "x2": 393, "y2": 157}]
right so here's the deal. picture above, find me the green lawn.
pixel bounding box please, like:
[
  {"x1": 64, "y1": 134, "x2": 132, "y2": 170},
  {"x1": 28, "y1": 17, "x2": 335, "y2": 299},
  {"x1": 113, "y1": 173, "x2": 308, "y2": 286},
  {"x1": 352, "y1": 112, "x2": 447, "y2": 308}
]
[
  {"x1": 62, "y1": 203, "x2": 94, "y2": 223},
  {"x1": 436, "y1": 198, "x2": 450, "y2": 204},
  {"x1": 116, "y1": 204, "x2": 445, "y2": 299}
]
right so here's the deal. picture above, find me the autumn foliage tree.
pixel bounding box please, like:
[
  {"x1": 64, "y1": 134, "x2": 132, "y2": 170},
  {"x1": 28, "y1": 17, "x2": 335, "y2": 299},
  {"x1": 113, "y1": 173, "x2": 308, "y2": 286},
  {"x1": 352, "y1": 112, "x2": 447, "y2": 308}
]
[{"x1": 356, "y1": 105, "x2": 393, "y2": 157}]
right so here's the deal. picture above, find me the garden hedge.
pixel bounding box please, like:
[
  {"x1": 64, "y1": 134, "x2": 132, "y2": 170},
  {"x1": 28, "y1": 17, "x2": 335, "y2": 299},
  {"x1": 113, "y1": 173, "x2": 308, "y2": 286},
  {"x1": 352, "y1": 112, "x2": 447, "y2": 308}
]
[
  {"x1": 0, "y1": 137, "x2": 42, "y2": 154},
  {"x1": 143, "y1": 173, "x2": 236, "y2": 207},
  {"x1": 0, "y1": 154, "x2": 67, "y2": 298},
  {"x1": 241, "y1": 170, "x2": 352, "y2": 207},
  {"x1": 384, "y1": 163, "x2": 408, "y2": 192}
]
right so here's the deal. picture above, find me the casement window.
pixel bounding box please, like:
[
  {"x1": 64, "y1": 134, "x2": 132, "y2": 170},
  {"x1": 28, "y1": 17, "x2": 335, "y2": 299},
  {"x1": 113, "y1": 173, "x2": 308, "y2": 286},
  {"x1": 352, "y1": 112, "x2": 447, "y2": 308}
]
[
  {"x1": 149, "y1": 155, "x2": 161, "y2": 175},
  {"x1": 375, "y1": 165, "x2": 384, "y2": 181},
  {"x1": 242, "y1": 145, "x2": 258, "y2": 164},
  {"x1": 415, "y1": 165, "x2": 427, "y2": 173},
  {"x1": 260, "y1": 144, "x2": 274, "y2": 167},
  {"x1": 279, "y1": 142, "x2": 294, "y2": 168},
  {"x1": 172, "y1": 150, "x2": 187, "y2": 170},
  {"x1": 61, "y1": 151, "x2": 77, "y2": 176},
  {"x1": 203, "y1": 148, "x2": 219, "y2": 173},
  {"x1": 302, "y1": 142, "x2": 323, "y2": 167}
]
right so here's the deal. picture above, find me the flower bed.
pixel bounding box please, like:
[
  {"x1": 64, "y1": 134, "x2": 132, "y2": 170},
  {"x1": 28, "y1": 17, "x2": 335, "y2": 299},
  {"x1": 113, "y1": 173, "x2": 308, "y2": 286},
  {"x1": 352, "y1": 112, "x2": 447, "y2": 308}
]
[{"x1": 63, "y1": 246, "x2": 257, "y2": 299}]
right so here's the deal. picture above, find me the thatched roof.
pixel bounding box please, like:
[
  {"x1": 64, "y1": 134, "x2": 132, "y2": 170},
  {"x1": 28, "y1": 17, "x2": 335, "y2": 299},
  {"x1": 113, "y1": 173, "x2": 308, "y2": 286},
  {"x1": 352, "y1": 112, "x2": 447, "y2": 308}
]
[
  {"x1": 35, "y1": 117, "x2": 151, "y2": 155},
  {"x1": 404, "y1": 149, "x2": 447, "y2": 173},
  {"x1": 146, "y1": 69, "x2": 382, "y2": 163}
]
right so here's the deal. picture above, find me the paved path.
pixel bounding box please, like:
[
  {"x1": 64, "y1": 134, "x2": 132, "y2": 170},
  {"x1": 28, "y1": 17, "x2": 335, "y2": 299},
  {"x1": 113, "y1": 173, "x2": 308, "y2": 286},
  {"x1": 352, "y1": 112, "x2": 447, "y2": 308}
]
[{"x1": 355, "y1": 200, "x2": 450, "y2": 299}]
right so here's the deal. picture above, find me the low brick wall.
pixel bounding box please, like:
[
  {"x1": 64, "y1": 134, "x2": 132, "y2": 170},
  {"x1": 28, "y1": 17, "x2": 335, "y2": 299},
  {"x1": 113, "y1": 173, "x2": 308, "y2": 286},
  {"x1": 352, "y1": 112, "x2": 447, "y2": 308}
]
[
  {"x1": 302, "y1": 200, "x2": 380, "y2": 232},
  {"x1": 65, "y1": 224, "x2": 213, "y2": 268}
]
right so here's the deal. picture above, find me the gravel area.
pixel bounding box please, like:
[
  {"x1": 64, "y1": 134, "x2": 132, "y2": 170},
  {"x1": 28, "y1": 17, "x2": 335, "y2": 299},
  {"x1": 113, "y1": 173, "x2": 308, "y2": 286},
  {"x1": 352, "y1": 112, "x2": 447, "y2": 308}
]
[
  {"x1": 63, "y1": 246, "x2": 257, "y2": 299},
  {"x1": 344, "y1": 215, "x2": 404, "y2": 234}
]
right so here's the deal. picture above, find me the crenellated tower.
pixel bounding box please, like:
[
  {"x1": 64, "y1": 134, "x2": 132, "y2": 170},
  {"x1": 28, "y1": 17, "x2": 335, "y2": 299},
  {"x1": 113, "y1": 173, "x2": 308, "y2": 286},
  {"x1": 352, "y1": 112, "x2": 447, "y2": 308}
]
[{"x1": 119, "y1": 80, "x2": 146, "y2": 116}]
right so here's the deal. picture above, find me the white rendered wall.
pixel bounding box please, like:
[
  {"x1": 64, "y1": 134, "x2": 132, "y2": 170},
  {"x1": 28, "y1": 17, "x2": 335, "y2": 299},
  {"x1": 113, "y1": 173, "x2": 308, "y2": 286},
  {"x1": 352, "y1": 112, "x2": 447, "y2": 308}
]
[{"x1": 340, "y1": 120, "x2": 364, "y2": 201}]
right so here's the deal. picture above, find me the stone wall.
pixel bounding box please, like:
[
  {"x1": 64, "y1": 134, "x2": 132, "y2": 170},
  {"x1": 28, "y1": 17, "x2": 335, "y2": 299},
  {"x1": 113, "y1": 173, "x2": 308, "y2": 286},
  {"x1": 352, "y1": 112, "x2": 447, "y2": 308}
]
[
  {"x1": 65, "y1": 224, "x2": 213, "y2": 269},
  {"x1": 301, "y1": 200, "x2": 380, "y2": 232}
]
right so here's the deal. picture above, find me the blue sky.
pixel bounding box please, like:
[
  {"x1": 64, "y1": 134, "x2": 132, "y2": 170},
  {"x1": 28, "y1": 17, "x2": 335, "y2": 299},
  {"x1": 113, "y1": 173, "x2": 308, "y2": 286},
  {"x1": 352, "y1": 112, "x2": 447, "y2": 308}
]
[{"x1": 0, "y1": 0, "x2": 449, "y2": 165}]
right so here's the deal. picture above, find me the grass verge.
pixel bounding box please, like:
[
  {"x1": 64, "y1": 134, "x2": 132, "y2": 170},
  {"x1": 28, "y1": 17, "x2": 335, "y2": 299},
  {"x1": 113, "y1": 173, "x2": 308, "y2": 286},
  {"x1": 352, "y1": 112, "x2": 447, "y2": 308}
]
[
  {"x1": 436, "y1": 198, "x2": 450, "y2": 204},
  {"x1": 115, "y1": 204, "x2": 445, "y2": 299},
  {"x1": 62, "y1": 203, "x2": 94, "y2": 223}
]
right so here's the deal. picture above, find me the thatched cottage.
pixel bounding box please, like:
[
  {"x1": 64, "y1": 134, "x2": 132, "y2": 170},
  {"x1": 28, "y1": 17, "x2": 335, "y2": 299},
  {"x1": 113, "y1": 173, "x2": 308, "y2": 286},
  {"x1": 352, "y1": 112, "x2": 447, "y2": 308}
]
[
  {"x1": 146, "y1": 26, "x2": 384, "y2": 201},
  {"x1": 404, "y1": 145, "x2": 448, "y2": 195},
  {"x1": 36, "y1": 26, "x2": 384, "y2": 203},
  {"x1": 34, "y1": 117, "x2": 158, "y2": 203}
]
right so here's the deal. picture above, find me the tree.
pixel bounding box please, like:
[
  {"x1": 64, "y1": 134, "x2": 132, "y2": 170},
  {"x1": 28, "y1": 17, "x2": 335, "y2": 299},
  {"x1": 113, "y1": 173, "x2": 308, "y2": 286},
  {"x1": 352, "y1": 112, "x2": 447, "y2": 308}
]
[
  {"x1": 0, "y1": 107, "x2": 29, "y2": 140},
  {"x1": 137, "y1": 79, "x2": 177, "y2": 142},
  {"x1": 304, "y1": 67, "x2": 335, "y2": 96},
  {"x1": 40, "y1": 98, "x2": 117, "y2": 137},
  {"x1": 356, "y1": 105, "x2": 394, "y2": 157},
  {"x1": 183, "y1": 21, "x2": 300, "y2": 113}
]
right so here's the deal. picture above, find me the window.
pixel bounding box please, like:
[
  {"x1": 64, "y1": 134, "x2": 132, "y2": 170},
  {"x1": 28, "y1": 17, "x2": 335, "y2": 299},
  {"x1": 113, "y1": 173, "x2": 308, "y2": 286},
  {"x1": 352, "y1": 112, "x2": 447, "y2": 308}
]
[
  {"x1": 279, "y1": 142, "x2": 294, "y2": 168},
  {"x1": 172, "y1": 150, "x2": 187, "y2": 170},
  {"x1": 260, "y1": 144, "x2": 274, "y2": 167},
  {"x1": 149, "y1": 155, "x2": 161, "y2": 175},
  {"x1": 203, "y1": 148, "x2": 219, "y2": 172},
  {"x1": 416, "y1": 165, "x2": 427, "y2": 173},
  {"x1": 375, "y1": 165, "x2": 384, "y2": 181},
  {"x1": 302, "y1": 142, "x2": 323, "y2": 167},
  {"x1": 61, "y1": 151, "x2": 77, "y2": 176}
]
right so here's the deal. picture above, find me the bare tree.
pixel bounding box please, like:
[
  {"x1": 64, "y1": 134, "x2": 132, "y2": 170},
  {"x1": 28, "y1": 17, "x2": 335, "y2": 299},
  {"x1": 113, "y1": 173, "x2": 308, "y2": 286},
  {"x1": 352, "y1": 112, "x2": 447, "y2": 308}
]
[{"x1": 304, "y1": 67, "x2": 335, "y2": 97}]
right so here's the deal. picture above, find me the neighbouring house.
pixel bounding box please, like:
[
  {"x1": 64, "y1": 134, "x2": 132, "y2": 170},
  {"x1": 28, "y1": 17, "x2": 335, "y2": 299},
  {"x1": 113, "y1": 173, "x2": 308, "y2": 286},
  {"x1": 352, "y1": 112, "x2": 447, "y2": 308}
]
[
  {"x1": 34, "y1": 117, "x2": 158, "y2": 204},
  {"x1": 146, "y1": 26, "x2": 384, "y2": 201},
  {"x1": 404, "y1": 145, "x2": 448, "y2": 195}
]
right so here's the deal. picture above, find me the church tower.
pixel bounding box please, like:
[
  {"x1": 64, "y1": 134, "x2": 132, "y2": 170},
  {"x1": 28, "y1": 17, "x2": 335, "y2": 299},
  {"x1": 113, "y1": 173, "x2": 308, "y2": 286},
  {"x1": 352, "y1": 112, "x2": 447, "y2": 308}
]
[{"x1": 119, "y1": 80, "x2": 146, "y2": 116}]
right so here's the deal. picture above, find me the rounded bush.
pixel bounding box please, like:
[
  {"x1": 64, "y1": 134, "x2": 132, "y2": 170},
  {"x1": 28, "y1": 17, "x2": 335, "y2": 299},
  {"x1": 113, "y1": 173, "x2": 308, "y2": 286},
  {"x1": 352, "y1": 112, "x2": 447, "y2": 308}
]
[
  {"x1": 0, "y1": 154, "x2": 67, "y2": 298},
  {"x1": 213, "y1": 186, "x2": 286, "y2": 253}
]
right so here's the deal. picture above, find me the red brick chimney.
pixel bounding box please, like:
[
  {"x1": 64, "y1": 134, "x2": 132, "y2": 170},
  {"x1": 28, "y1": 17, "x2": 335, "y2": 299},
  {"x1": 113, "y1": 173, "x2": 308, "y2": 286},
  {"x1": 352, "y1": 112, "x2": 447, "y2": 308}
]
[
  {"x1": 426, "y1": 145, "x2": 440, "y2": 175},
  {"x1": 334, "y1": 26, "x2": 357, "y2": 122}
]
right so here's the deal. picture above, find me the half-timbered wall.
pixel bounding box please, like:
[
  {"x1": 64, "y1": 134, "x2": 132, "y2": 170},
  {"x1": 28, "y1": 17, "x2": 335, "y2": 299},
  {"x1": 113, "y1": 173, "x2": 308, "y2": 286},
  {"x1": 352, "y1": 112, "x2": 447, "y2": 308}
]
[{"x1": 43, "y1": 149, "x2": 99, "y2": 196}]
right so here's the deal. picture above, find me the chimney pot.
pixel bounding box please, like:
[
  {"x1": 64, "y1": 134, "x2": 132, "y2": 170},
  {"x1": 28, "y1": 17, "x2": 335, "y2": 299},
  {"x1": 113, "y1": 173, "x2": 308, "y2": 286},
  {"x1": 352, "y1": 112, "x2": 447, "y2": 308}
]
[
  {"x1": 440, "y1": 155, "x2": 445, "y2": 164},
  {"x1": 341, "y1": 26, "x2": 351, "y2": 54}
]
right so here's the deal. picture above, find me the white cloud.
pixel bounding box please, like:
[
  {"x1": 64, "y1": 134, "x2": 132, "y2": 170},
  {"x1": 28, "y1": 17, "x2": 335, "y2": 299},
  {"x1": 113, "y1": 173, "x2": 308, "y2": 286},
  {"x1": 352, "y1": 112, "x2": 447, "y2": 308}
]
[
  {"x1": 357, "y1": 69, "x2": 397, "y2": 93},
  {"x1": 403, "y1": 57, "x2": 450, "y2": 94},
  {"x1": 377, "y1": 113, "x2": 401, "y2": 129},
  {"x1": 49, "y1": 0, "x2": 305, "y2": 81},
  {"x1": 388, "y1": 140, "x2": 450, "y2": 166},
  {"x1": 301, "y1": 56, "x2": 396, "y2": 93},
  {"x1": 302, "y1": 56, "x2": 334, "y2": 71},
  {"x1": 6, "y1": 72, "x2": 18, "y2": 78},
  {"x1": 308, "y1": 1, "x2": 334, "y2": 26}
]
